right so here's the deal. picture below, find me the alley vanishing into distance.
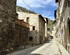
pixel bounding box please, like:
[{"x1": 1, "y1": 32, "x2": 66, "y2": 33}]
[
  {"x1": 0, "y1": 0, "x2": 70, "y2": 55},
  {"x1": 7, "y1": 39, "x2": 69, "y2": 55}
]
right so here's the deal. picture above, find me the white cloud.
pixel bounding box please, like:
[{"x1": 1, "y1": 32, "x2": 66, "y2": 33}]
[
  {"x1": 17, "y1": 0, "x2": 56, "y2": 8},
  {"x1": 41, "y1": 11, "x2": 55, "y2": 20},
  {"x1": 17, "y1": 0, "x2": 56, "y2": 20}
]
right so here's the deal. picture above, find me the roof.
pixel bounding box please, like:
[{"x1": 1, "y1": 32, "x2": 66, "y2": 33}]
[
  {"x1": 44, "y1": 17, "x2": 48, "y2": 24},
  {"x1": 17, "y1": 11, "x2": 38, "y2": 15},
  {"x1": 38, "y1": 15, "x2": 46, "y2": 23},
  {"x1": 15, "y1": 19, "x2": 29, "y2": 28}
]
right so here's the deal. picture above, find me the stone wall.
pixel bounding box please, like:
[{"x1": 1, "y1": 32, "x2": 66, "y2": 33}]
[
  {"x1": 39, "y1": 15, "x2": 45, "y2": 44},
  {"x1": 62, "y1": 1, "x2": 70, "y2": 53},
  {"x1": 0, "y1": 0, "x2": 16, "y2": 54},
  {"x1": 44, "y1": 18, "x2": 48, "y2": 42},
  {"x1": 17, "y1": 12, "x2": 46, "y2": 45},
  {"x1": 54, "y1": 0, "x2": 70, "y2": 54},
  {"x1": 15, "y1": 19, "x2": 29, "y2": 47}
]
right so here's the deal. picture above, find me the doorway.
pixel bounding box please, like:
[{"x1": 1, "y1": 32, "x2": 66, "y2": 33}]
[{"x1": 68, "y1": 18, "x2": 70, "y2": 34}]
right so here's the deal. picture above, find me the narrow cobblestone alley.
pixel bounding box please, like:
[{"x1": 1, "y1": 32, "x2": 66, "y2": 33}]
[
  {"x1": 0, "y1": 0, "x2": 70, "y2": 55},
  {"x1": 7, "y1": 39, "x2": 69, "y2": 55}
]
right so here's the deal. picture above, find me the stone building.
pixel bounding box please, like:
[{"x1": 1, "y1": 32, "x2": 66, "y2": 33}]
[
  {"x1": 0, "y1": 0, "x2": 16, "y2": 54},
  {"x1": 17, "y1": 12, "x2": 47, "y2": 45},
  {"x1": 53, "y1": 0, "x2": 70, "y2": 54},
  {"x1": 15, "y1": 19, "x2": 29, "y2": 47},
  {"x1": 44, "y1": 17, "x2": 48, "y2": 41}
]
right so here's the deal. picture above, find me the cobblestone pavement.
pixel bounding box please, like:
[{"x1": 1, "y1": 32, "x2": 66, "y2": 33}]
[{"x1": 7, "y1": 39, "x2": 69, "y2": 55}]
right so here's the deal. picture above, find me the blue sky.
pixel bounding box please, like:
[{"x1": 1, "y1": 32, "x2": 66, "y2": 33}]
[{"x1": 17, "y1": 0, "x2": 57, "y2": 20}]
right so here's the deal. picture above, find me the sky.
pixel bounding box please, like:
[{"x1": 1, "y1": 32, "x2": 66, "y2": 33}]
[{"x1": 17, "y1": 0, "x2": 57, "y2": 20}]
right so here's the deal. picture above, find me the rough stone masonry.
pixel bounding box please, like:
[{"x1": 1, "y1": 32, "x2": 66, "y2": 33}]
[{"x1": 0, "y1": 0, "x2": 16, "y2": 54}]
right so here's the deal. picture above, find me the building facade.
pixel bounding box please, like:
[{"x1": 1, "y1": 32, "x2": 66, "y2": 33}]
[
  {"x1": 53, "y1": 0, "x2": 70, "y2": 54},
  {"x1": 44, "y1": 17, "x2": 48, "y2": 41},
  {"x1": 0, "y1": 0, "x2": 16, "y2": 54},
  {"x1": 17, "y1": 12, "x2": 47, "y2": 45},
  {"x1": 15, "y1": 19, "x2": 29, "y2": 47}
]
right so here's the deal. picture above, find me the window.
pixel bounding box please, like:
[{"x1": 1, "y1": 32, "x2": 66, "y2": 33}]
[
  {"x1": 29, "y1": 37, "x2": 33, "y2": 41},
  {"x1": 33, "y1": 26, "x2": 35, "y2": 30},
  {"x1": 47, "y1": 28, "x2": 50, "y2": 31},
  {"x1": 65, "y1": 45, "x2": 67, "y2": 50},
  {"x1": 26, "y1": 17, "x2": 29, "y2": 23}
]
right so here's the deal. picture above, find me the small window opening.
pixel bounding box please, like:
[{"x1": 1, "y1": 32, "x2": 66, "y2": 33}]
[
  {"x1": 47, "y1": 28, "x2": 50, "y2": 31},
  {"x1": 33, "y1": 26, "x2": 35, "y2": 30},
  {"x1": 66, "y1": 45, "x2": 67, "y2": 50},
  {"x1": 26, "y1": 17, "x2": 29, "y2": 23},
  {"x1": 29, "y1": 37, "x2": 33, "y2": 41}
]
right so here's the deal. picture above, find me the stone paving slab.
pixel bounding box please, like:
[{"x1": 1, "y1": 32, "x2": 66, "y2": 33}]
[{"x1": 55, "y1": 41, "x2": 70, "y2": 55}]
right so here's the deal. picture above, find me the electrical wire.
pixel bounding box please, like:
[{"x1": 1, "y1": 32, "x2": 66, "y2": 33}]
[{"x1": 22, "y1": 0, "x2": 35, "y2": 12}]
